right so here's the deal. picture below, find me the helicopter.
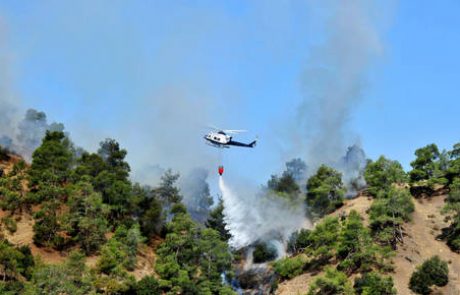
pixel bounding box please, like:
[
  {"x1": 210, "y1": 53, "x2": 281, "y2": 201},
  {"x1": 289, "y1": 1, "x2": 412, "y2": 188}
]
[{"x1": 204, "y1": 128, "x2": 257, "y2": 149}]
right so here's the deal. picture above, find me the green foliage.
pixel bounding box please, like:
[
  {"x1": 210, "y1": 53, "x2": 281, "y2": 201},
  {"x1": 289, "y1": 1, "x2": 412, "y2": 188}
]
[
  {"x1": 409, "y1": 143, "x2": 448, "y2": 188},
  {"x1": 97, "y1": 138, "x2": 131, "y2": 180},
  {"x1": 156, "y1": 210, "x2": 232, "y2": 294},
  {"x1": 252, "y1": 242, "x2": 277, "y2": 263},
  {"x1": 29, "y1": 131, "x2": 73, "y2": 188},
  {"x1": 441, "y1": 178, "x2": 460, "y2": 252},
  {"x1": 23, "y1": 250, "x2": 94, "y2": 295},
  {"x1": 97, "y1": 224, "x2": 145, "y2": 273},
  {"x1": 206, "y1": 198, "x2": 231, "y2": 241},
  {"x1": 135, "y1": 275, "x2": 161, "y2": 295},
  {"x1": 268, "y1": 172, "x2": 300, "y2": 197},
  {"x1": 154, "y1": 169, "x2": 182, "y2": 206},
  {"x1": 273, "y1": 256, "x2": 305, "y2": 279},
  {"x1": 0, "y1": 240, "x2": 25, "y2": 281},
  {"x1": 0, "y1": 160, "x2": 28, "y2": 214},
  {"x1": 337, "y1": 211, "x2": 389, "y2": 274},
  {"x1": 353, "y1": 272, "x2": 396, "y2": 295},
  {"x1": 66, "y1": 180, "x2": 109, "y2": 254},
  {"x1": 446, "y1": 142, "x2": 460, "y2": 182},
  {"x1": 287, "y1": 228, "x2": 311, "y2": 254},
  {"x1": 369, "y1": 187, "x2": 414, "y2": 248},
  {"x1": 307, "y1": 267, "x2": 354, "y2": 295},
  {"x1": 304, "y1": 216, "x2": 340, "y2": 262},
  {"x1": 364, "y1": 156, "x2": 407, "y2": 197},
  {"x1": 409, "y1": 256, "x2": 449, "y2": 295},
  {"x1": 32, "y1": 201, "x2": 66, "y2": 249},
  {"x1": 2, "y1": 216, "x2": 17, "y2": 234},
  {"x1": 307, "y1": 165, "x2": 345, "y2": 217}
]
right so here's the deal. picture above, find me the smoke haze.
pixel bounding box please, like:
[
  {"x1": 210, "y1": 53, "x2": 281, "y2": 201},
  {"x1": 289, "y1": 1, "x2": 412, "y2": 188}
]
[{"x1": 296, "y1": 0, "x2": 383, "y2": 171}]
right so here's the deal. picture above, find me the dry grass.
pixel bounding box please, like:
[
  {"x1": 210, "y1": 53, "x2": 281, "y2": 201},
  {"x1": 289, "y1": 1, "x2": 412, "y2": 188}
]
[{"x1": 277, "y1": 193, "x2": 460, "y2": 295}]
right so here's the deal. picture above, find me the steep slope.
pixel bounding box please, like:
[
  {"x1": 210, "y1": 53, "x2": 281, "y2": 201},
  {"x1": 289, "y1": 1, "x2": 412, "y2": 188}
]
[
  {"x1": 393, "y1": 195, "x2": 460, "y2": 295},
  {"x1": 276, "y1": 194, "x2": 460, "y2": 295}
]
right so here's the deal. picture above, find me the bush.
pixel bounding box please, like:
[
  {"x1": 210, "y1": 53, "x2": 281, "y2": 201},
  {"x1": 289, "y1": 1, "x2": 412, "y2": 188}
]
[
  {"x1": 1, "y1": 217, "x2": 17, "y2": 234},
  {"x1": 354, "y1": 272, "x2": 396, "y2": 294},
  {"x1": 287, "y1": 229, "x2": 311, "y2": 254},
  {"x1": 273, "y1": 256, "x2": 305, "y2": 279},
  {"x1": 409, "y1": 256, "x2": 449, "y2": 294},
  {"x1": 135, "y1": 275, "x2": 161, "y2": 295},
  {"x1": 253, "y1": 242, "x2": 277, "y2": 263},
  {"x1": 307, "y1": 267, "x2": 354, "y2": 295},
  {"x1": 306, "y1": 165, "x2": 345, "y2": 217},
  {"x1": 364, "y1": 156, "x2": 407, "y2": 197}
]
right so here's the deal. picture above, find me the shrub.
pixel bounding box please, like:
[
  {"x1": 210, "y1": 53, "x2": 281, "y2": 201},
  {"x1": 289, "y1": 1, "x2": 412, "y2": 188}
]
[
  {"x1": 135, "y1": 275, "x2": 161, "y2": 295},
  {"x1": 287, "y1": 229, "x2": 311, "y2": 254},
  {"x1": 273, "y1": 256, "x2": 305, "y2": 279},
  {"x1": 307, "y1": 267, "x2": 354, "y2": 295},
  {"x1": 409, "y1": 256, "x2": 449, "y2": 294},
  {"x1": 354, "y1": 272, "x2": 396, "y2": 294},
  {"x1": 2, "y1": 217, "x2": 17, "y2": 234},
  {"x1": 253, "y1": 242, "x2": 277, "y2": 263}
]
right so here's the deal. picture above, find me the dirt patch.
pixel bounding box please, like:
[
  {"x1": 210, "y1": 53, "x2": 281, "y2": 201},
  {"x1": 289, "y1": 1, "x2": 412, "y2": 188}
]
[{"x1": 392, "y1": 195, "x2": 460, "y2": 295}]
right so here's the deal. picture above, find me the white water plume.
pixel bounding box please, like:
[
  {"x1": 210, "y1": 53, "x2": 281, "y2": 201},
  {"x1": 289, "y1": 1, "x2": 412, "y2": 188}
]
[{"x1": 218, "y1": 176, "x2": 309, "y2": 250}]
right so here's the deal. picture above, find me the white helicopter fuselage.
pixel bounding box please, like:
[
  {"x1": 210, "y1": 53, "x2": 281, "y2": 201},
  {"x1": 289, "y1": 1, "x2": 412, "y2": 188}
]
[
  {"x1": 204, "y1": 131, "x2": 231, "y2": 146},
  {"x1": 204, "y1": 128, "x2": 256, "y2": 148}
]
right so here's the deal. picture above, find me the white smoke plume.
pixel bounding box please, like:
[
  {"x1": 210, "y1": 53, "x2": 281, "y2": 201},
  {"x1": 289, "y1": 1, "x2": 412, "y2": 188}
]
[
  {"x1": 179, "y1": 167, "x2": 213, "y2": 224},
  {"x1": 219, "y1": 176, "x2": 309, "y2": 249},
  {"x1": 297, "y1": 0, "x2": 383, "y2": 171},
  {"x1": 0, "y1": 108, "x2": 66, "y2": 161}
]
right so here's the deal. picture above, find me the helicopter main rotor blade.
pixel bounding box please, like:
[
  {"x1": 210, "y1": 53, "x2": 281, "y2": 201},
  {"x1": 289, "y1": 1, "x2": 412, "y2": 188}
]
[{"x1": 223, "y1": 129, "x2": 247, "y2": 134}]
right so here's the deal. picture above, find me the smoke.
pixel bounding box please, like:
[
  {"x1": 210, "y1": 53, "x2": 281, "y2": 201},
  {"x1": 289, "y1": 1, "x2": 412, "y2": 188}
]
[
  {"x1": 219, "y1": 176, "x2": 309, "y2": 249},
  {"x1": 0, "y1": 18, "x2": 20, "y2": 142},
  {"x1": 179, "y1": 167, "x2": 213, "y2": 224},
  {"x1": 0, "y1": 108, "x2": 66, "y2": 161},
  {"x1": 334, "y1": 144, "x2": 367, "y2": 196},
  {"x1": 297, "y1": 0, "x2": 383, "y2": 171}
]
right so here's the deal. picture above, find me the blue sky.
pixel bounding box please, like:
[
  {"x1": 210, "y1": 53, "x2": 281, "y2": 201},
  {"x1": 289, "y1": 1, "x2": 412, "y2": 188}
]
[{"x1": 0, "y1": 1, "x2": 459, "y2": 187}]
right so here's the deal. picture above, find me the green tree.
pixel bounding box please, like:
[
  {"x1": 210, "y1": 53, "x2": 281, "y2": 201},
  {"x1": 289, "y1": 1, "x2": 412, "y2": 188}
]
[
  {"x1": 97, "y1": 138, "x2": 130, "y2": 180},
  {"x1": 441, "y1": 178, "x2": 460, "y2": 251},
  {"x1": 306, "y1": 165, "x2": 345, "y2": 217},
  {"x1": 0, "y1": 160, "x2": 28, "y2": 214},
  {"x1": 135, "y1": 275, "x2": 160, "y2": 295},
  {"x1": 446, "y1": 143, "x2": 460, "y2": 182},
  {"x1": 28, "y1": 131, "x2": 73, "y2": 188},
  {"x1": 23, "y1": 250, "x2": 94, "y2": 295},
  {"x1": 409, "y1": 256, "x2": 449, "y2": 295},
  {"x1": 303, "y1": 217, "x2": 340, "y2": 263},
  {"x1": 156, "y1": 209, "x2": 232, "y2": 294},
  {"x1": 268, "y1": 172, "x2": 300, "y2": 196},
  {"x1": 66, "y1": 180, "x2": 109, "y2": 254},
  {"x1": 369, "y1": 187, "x2": 414, "y2": 248},
  {"x1": 364, "y1": 156, "x2": 407, "y2": 197},
  {"x1": 287, "y1": 228, "x2": 311, "y2": 254},
  {"x1": 337, "y1": 211, "x2": 388, "y2": 274},
  {"x1": 252, "y1": 242, "x2": 277, "y2": 263},
  {"x1": 273, "y1": 256, "x2": 305, "y2": 279},
  {"x1": 206, "y1": 198, "x2": 231, "y2": 241},
  {"x1": 308, "y1": 267, "x2": 355, "y2": 295},
  {"x1": 33, "y1": 201, "x2": 66, "y2": 249},
  {"x1": 409, "y1": 144, "x2": 447, "y2": 186},
  {"x1": 354, "y1": 272, "x2": 396, "y2": 295},
  {"x1": 0, "y1": 240, "x2": 25, "y2": 281}
]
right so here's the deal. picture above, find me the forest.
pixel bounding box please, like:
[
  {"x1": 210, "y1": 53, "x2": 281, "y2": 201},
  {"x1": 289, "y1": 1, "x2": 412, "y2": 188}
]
[{"x1": 0, "y1": 130, "x2": 459, "y2": 295}]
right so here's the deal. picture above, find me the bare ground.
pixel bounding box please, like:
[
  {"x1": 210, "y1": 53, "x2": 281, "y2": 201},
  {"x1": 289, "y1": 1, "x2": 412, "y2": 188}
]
[{"x1": 276, "y1": 194, "x2": 460, "y2": 295}]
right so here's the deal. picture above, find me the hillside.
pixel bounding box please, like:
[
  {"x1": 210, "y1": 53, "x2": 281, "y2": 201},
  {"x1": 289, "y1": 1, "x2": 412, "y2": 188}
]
[
  {"x1": 276, "y1": 193, "x2": 460, "y2": 295},
  {"x1": 0, "y1": 152, "x2": 158, "y2": 276}
]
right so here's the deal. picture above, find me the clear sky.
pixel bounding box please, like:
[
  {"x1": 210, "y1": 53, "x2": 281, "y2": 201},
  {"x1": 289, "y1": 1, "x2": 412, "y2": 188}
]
[{"x1": 0, "y1": 1, "x2": 459, "y2": 187}]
